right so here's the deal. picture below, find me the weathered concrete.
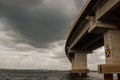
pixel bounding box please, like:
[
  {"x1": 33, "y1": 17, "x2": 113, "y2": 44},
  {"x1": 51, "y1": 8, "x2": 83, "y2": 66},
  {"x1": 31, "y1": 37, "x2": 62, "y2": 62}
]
[
  {"x1": 72, "y1": 53, "x2": 87, "y2": 70},
  {"x1": 104, "y1": 30, "x2": 120, "y2": 64},
  {"x1": 65, "y1": 0, "x2": 120, "y2": 79},
  {"x1": 98, "y1": 30, "x2": 120, "y2": 79},
  {"x1": 98, "y1": 64, "x2": 120, "y2": 74},
  {"x1": 71, "y1": 53, "x2": 89, "y2": 76}
]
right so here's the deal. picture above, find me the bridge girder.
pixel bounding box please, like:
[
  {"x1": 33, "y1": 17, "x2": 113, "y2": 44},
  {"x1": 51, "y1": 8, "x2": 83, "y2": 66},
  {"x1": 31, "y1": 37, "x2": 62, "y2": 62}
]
[{"x1": 65, "y1": 0, "x2": 120, "y2": 60}]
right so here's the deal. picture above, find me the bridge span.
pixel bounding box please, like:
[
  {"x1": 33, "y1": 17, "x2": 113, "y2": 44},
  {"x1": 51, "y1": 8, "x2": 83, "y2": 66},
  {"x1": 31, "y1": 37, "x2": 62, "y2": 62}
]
[{"x1": 65, "y1": 0, "x2": 120, "y2": 80}]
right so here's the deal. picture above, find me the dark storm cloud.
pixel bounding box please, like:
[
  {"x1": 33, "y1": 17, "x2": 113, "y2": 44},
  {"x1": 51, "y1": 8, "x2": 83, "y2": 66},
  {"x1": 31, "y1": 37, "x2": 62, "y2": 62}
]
[
  {"x1": 0, "y1": 0, "x2": 81, "y2": 48},
  {"x1": 0, "y1": 0, "x2": 105, "y2": 70},
  {"x1": 74, "y1": 0, "x2": 86, "y2": 9}
]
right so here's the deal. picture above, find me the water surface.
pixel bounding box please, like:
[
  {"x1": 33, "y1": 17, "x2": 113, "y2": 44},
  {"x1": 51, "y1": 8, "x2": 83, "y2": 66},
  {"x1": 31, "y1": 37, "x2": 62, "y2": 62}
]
[{"x1": 0, "y1": 69, "x2": 117, "y2": 80}]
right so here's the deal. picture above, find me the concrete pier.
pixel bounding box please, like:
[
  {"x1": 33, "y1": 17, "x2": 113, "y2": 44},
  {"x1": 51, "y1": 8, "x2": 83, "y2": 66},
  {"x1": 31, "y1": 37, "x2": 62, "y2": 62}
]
[
  {"x1": 98, "y1": 30, "x2": 120, "y2": 80},
  {"x1": 71, "y1": 53, "x2": 89, "y2": 77}
]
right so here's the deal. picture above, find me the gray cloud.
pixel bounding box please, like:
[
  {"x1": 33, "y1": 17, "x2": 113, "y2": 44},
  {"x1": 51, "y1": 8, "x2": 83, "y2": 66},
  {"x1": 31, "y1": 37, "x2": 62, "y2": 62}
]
[
  {"x1": 0, "y1": 33, "x2": 71, "y2": 70},
  {"x1": 0, "y1": 17, "x2": 71, "y2": 70},
  {"x1": 0, "y1": 0, "x2": 84, "y2": 69},
  {"x1": 0, "y1": 0, "x2": 105, "y2": 70},
  {"x1": 88, "y1": 47, "x2": 105, "y2": 70},
  {"x1": 0, "y1": 0, "x2": 81, "y2": 48},
  {"x1": 74, "y1": 0, "x2": 87, "y2": 9}
]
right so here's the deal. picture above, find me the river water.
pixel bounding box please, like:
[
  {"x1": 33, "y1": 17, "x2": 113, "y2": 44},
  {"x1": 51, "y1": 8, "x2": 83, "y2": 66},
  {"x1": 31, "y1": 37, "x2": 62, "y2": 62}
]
[{"x1": 0, "y1": 69, "x2": 117, "y2": 80}]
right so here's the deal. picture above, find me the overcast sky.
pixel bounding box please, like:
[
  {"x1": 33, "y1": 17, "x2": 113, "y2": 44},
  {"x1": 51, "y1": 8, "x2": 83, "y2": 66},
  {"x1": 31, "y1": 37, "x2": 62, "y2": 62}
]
[{"x1": 0, "y1": 0, "x2": 105, "y2": 70}]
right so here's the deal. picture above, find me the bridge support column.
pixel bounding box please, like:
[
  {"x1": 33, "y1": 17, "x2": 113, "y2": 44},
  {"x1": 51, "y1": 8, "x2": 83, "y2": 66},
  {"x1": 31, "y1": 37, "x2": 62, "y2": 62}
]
[
  {"x1": 71, "y1": 52, "x2": 89, "y2": 77},
  {"x1": 98, "y1": 30, "x2": 120, "y2": 80}
]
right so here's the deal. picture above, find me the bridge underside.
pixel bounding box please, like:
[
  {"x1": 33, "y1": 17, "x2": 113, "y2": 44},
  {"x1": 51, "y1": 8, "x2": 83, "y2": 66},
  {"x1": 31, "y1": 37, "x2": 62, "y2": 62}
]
[
  {"x1": 65, "y1": 0, "x2": 120, "y2": 79},
  {"x1": 72, "y1": 33, "x2": 104, "y2": 51},
  {"x1": 66, "y1": 0, "x2": 120, "y2": 59}
]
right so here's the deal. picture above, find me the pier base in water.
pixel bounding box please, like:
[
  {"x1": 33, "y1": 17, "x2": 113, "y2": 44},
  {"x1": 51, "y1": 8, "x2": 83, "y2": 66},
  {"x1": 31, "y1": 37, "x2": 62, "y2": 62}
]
[
  {"x1": 81, "y1": 73, "x2": 88, "y2": 77},
  {"x1": 70, "y1": 69, "x2": 89, "y2": 77},
  {"x1": 71, "y1": 52, "x2": 89, "y2": 77},
  {"x1": 117, "y1": 74, "x2": 120, "y2": 80},
  {"x1": 98, "y1": 64, "x2": 120, "y2": 80},
  {"x1": 98, "y1": 30, "x2": 120, "y2": 80},
  {"x1": 104, "y1": 74, "x2": 113, "y2": 80}
]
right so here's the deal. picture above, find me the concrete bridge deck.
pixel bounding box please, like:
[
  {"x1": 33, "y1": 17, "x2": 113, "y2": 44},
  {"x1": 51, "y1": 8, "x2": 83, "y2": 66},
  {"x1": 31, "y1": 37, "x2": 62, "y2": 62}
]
[{"x1": 65, "y1": 0, "x2": 120, "y2": 80}]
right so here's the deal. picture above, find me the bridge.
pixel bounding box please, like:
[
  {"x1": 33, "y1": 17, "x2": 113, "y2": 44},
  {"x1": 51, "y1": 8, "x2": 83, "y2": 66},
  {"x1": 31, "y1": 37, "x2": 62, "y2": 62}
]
[{"x1": 65, "y1": 0, "x2": 120, "y2": 80}]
